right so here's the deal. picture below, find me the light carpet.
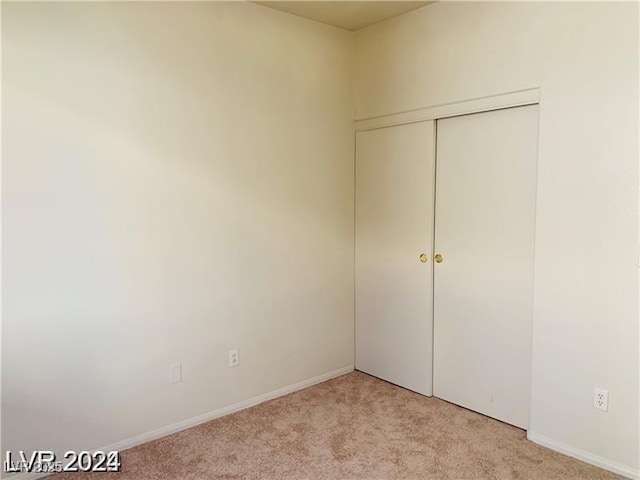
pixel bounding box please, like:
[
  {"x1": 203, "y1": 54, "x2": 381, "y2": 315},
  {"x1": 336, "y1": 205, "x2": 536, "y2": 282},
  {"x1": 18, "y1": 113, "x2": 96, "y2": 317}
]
[{"x1": 50, "y1": 371, "x2": 621, "y2": 479}]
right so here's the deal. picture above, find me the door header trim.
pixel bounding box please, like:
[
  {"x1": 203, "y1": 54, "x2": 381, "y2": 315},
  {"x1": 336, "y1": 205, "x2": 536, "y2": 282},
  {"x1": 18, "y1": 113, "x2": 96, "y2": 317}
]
[{"x1": 354, "y1": 88, "x2": 540, "y2": 132}]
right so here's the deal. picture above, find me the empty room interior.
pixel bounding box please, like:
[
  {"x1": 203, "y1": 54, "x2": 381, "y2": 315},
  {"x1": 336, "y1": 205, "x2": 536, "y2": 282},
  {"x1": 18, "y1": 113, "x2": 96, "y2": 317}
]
[{"x1": 2, "y1": 1, "x2": 639, "y2": 479}]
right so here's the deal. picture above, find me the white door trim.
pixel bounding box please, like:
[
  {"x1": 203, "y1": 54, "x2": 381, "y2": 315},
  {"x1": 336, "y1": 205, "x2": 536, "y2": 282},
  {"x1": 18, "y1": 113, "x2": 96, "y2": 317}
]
[{"x1": 354, "y1": 88, "x2": 539, "y2": 132}]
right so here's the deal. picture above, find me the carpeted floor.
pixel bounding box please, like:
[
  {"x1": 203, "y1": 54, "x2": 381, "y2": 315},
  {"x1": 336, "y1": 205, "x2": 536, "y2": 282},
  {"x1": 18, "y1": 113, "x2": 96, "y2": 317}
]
[{"x1": 51, "y1": 372, "x2": 621, "y2": 479}]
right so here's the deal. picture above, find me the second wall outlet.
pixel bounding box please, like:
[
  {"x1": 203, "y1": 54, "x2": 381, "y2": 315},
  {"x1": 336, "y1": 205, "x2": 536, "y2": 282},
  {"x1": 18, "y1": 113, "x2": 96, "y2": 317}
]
[
  {"x1": 229, "y1": 349, "x2": 239, "y2": 367},
  {"x1": 169, "y1": 362, "x2": 182, "y2": 384},
  {"x1": 594, "y1": 388, "x2": 609, "y2": 411}
]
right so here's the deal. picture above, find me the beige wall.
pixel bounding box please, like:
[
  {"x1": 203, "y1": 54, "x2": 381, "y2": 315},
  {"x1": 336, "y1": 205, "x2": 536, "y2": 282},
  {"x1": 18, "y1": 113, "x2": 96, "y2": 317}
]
[
  {"x1": 355, "y1": 1, "x2": 639, "y2": 475},
  {"x1": 2, "y1": 1, "x2": 354, "y2": 464},
  {"x1": 3, "y1": 1, "x2": 639, "y2": 478}
]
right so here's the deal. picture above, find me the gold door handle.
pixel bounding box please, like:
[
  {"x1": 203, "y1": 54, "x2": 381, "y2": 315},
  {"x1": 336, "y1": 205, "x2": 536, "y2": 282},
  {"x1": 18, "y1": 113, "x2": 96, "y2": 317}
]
[
  {"x1": 435, "y1": 254, "x2": 443, "y2": 263},
  {"x1": 419, "y1": 253, "x2": 428, "y2": 263}
]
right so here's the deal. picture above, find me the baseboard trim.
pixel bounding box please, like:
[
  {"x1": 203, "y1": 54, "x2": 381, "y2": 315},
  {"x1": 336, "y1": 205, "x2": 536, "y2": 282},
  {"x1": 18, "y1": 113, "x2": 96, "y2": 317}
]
[
  {"x1": 4, "y1": 365, "x2": 354, "y2": 480},
  {"x1": 527, "y1": 431, "x2": 639, "y2": 479}
]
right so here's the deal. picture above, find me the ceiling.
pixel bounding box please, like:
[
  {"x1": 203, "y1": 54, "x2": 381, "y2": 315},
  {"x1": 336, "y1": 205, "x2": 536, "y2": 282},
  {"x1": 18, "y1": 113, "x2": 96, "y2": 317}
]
[{"x1": 254, "y1": 1, "x2": 434, "y2": 31}]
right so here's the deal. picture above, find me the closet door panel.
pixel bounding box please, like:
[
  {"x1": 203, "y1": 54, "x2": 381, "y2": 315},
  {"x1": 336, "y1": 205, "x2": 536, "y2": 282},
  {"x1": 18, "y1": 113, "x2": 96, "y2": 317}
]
[
  {"x1": 433, "y1": 105, "x2": 538, "y2": 428},
  {"x1": 355, "y1": 121, "x2": 435, "y2": 396}
]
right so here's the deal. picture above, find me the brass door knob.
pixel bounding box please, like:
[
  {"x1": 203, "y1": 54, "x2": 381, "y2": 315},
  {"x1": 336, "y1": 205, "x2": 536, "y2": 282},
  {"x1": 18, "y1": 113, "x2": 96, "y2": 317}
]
[
  {"x1": 435, "y1": 254, "x2": 443, "y2": 263},
  {"x1": 419, "y1": 253, "x2": 428, "y2": 263}
]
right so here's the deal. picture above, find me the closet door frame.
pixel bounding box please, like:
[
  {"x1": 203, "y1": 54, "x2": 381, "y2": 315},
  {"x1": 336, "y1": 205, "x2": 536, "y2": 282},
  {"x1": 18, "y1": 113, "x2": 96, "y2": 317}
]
[
  {"x1": 354, "y1": 89, "x2": 539, "y2": 133},
  {"x1": 354, "y1": 88, "x2": 540, "y2": 400}
]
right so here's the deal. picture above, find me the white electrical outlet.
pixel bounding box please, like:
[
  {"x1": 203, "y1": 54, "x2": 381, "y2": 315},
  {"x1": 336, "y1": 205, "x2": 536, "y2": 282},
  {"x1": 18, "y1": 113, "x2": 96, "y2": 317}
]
[
  {"x1": 594, "y1": 388, "x2": 609, "y2": 411},
  {"x1": 229, "y1": 349, "x2": 239, "y2": 368},
  {"x1": 169, "y1": 362, "x2": 182, "y2": 384}
]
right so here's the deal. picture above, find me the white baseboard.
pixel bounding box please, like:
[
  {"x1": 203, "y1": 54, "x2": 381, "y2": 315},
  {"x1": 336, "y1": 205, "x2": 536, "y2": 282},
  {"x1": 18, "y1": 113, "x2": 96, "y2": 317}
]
[
  {"x1": 527, "y1": 431, "x2": 639, "y2": 480},
  {"x1": 4, "y1": 365, "x2": 354, "y2": 480}
]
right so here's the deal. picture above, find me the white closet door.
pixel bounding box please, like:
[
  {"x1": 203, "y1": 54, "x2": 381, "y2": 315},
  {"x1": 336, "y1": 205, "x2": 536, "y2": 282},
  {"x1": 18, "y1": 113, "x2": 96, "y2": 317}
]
[
  {"x1": 355, "y1": 121, "x2": 435, "y2": 396},
  {"x1": 433, "y1": 105, "x2": 538, "y2": 429}
]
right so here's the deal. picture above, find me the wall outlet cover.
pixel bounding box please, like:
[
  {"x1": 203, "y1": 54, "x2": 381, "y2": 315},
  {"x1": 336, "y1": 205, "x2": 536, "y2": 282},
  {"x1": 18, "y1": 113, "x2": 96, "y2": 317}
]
[
  {"x1": 170, "y1": 362, "x2": 182, "y2": 384},
  {"x1": 229, "y1": 349, "x2": 239, "y2": 368},
  {"x1": 594, "y1": 388, "x2": 609, "y2": 411}
]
